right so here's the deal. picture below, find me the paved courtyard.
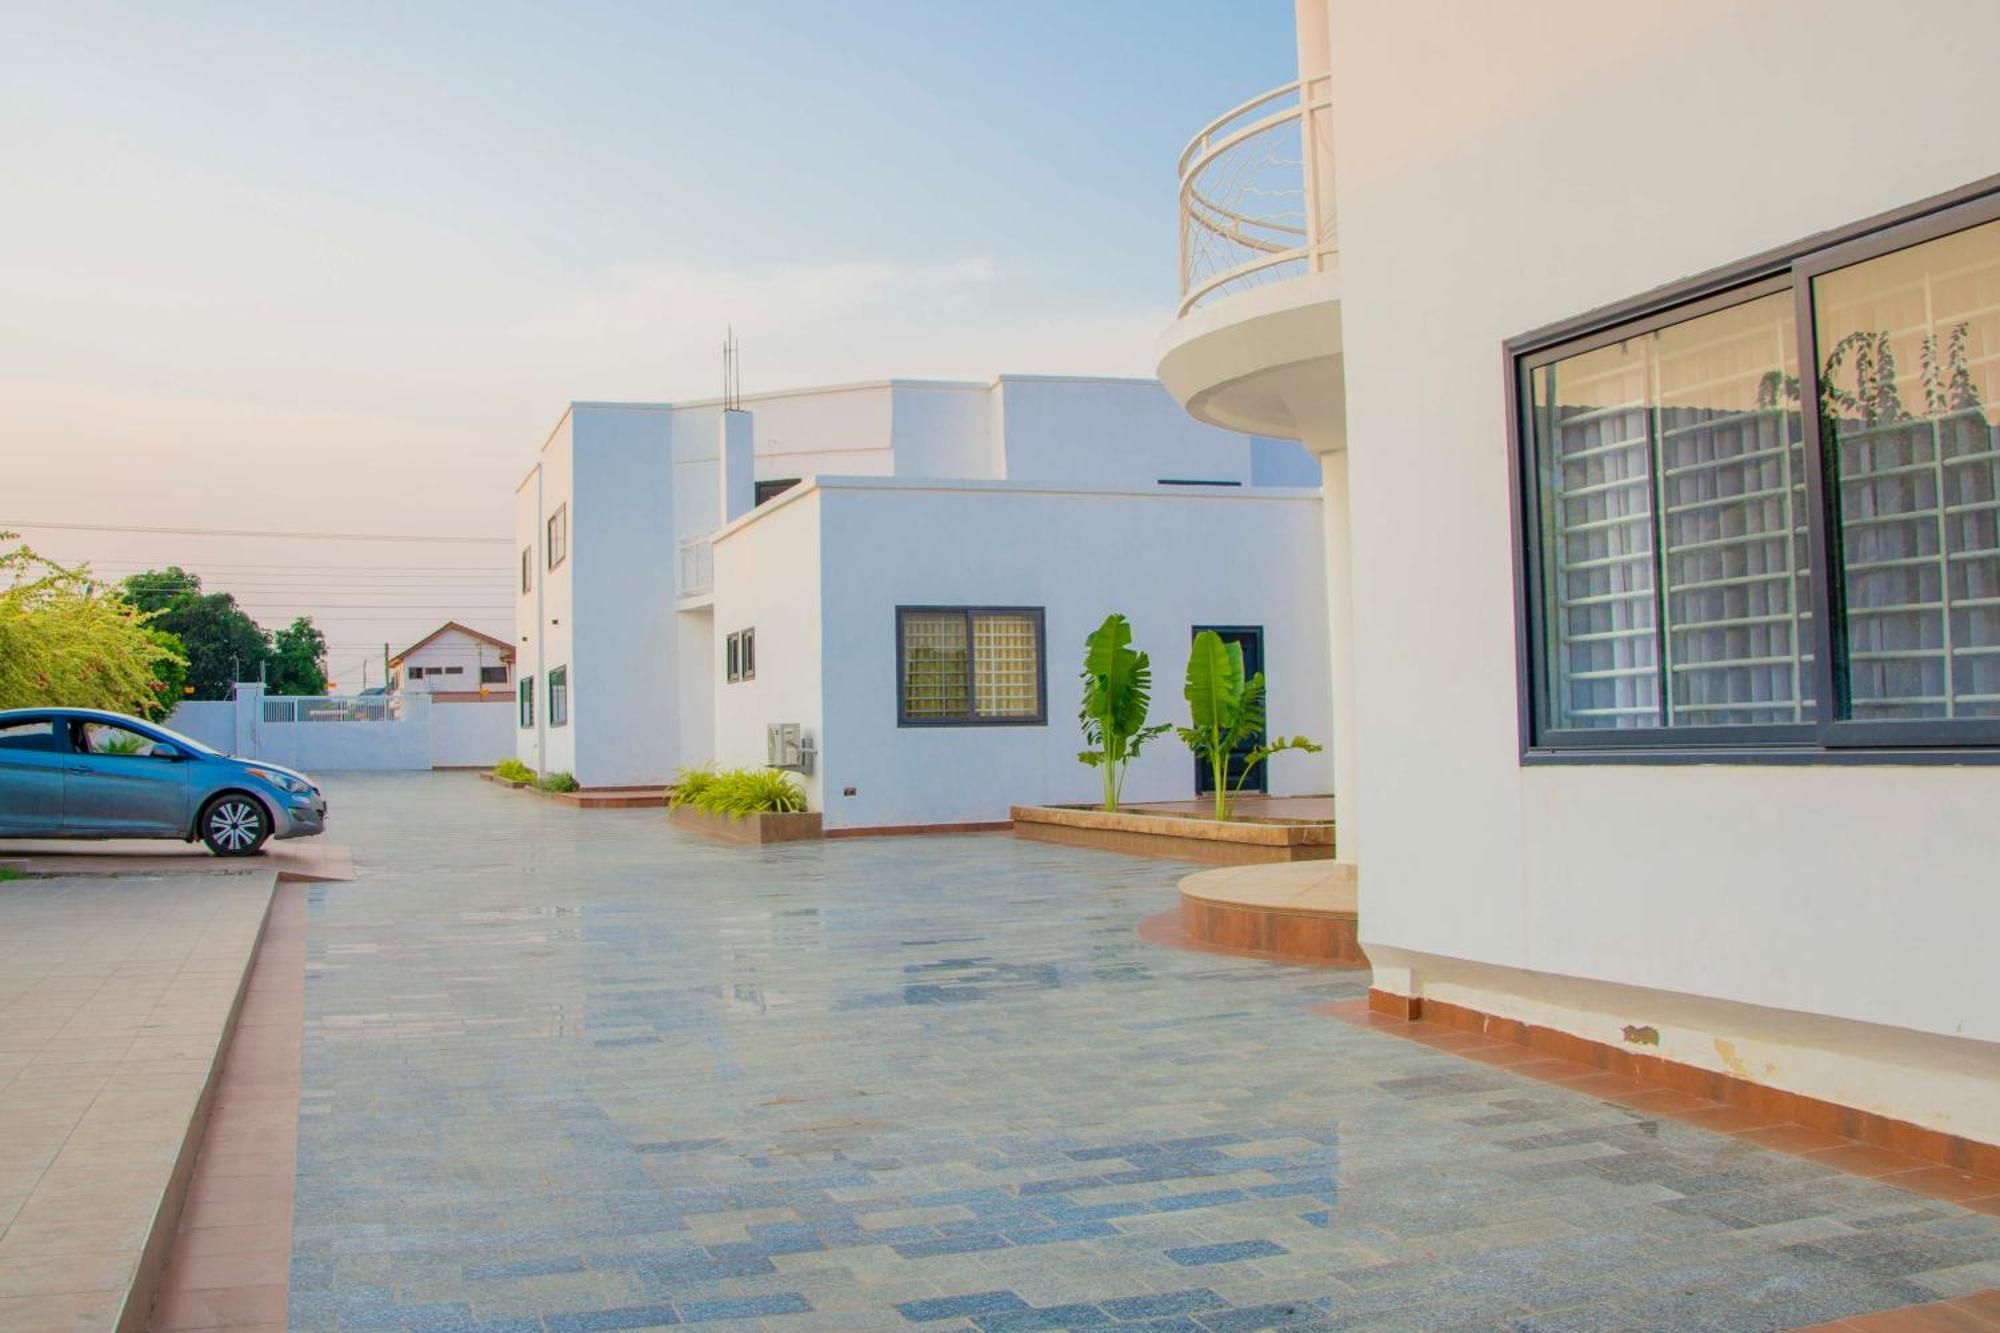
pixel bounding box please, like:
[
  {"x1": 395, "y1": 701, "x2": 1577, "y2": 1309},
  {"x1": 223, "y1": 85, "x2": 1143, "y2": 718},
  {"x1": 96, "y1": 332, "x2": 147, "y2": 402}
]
[{"x1": 288, "y1": 775, "x2": 2000, "y2": 1331}]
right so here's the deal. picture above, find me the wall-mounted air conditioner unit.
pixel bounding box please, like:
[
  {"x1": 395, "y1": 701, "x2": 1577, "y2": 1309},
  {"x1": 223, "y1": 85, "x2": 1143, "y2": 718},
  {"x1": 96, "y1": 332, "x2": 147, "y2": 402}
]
[{"x1": 766, "y1": 723, "x2": 816, "y2": 774}]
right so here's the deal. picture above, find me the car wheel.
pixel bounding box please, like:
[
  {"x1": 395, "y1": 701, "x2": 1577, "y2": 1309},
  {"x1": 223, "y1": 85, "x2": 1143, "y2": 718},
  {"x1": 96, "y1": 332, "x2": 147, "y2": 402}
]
[{"x1": 200, "y1": 794, "x2": 271, "y2": 856}]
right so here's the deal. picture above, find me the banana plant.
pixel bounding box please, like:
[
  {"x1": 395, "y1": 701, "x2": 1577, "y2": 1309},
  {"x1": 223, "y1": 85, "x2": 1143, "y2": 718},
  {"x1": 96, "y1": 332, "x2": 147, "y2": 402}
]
[
  {"x1": 1077, "y1": 613, "x2": 1171, "y2": 811},
  {"x1": 1178, "y1": 629, "x2": 1321, "y2": 821}
]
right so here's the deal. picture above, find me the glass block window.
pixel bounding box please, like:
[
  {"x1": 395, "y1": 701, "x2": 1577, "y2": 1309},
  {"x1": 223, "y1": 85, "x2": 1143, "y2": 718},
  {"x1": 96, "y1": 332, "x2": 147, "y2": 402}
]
[{"x1": 898, "y1": 608, "x2": 1045, "y2": 726}]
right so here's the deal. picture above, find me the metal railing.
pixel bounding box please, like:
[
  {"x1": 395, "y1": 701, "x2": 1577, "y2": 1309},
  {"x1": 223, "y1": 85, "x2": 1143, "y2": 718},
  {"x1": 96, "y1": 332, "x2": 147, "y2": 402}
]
[
  {"x1": 261, "y1": 694, "x2": 404, "y2": 724},
  {"x1": 1178, "y1": 74, "x2": 1336, "y2": 316},
  {"x1": 678, "y1": 534, "x2": 714, "y2": 597}
]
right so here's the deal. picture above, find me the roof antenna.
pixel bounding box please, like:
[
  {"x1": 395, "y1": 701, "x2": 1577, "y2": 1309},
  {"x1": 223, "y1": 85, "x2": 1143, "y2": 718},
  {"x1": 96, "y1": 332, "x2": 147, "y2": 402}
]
[{"x1": 722, "y1": 326, "x2": 742, "y2": 411}]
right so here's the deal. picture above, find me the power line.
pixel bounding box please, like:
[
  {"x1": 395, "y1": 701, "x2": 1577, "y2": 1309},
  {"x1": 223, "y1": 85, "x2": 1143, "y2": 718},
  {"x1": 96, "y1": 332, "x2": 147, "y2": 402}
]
[{"x1": 2, "y1": 519, "x2": 511, "y2": 544}]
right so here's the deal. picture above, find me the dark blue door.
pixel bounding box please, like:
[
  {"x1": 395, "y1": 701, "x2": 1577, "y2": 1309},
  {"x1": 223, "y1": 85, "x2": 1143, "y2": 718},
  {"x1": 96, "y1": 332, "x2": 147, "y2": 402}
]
[{"x1": 1192, "y1": 626, "x2": 1266, "y2": 796}]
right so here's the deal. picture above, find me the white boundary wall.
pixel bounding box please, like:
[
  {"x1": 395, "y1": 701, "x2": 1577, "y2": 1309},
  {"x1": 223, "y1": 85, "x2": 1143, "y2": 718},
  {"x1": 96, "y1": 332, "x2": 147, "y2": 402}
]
[{"x1": 166, "y1": 686, "x2": 512, "y2": 772}]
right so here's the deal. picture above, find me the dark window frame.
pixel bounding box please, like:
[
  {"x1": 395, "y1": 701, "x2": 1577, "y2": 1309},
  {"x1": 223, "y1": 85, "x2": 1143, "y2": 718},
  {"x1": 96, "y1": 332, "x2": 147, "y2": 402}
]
[
  {"x1": 518, "y1": 677, "x2": 533, "y2": 728},
  {"x1": 548, "y1": 665, "x2": 568, "y2": 728},
  {"x1": 895, "y1": 605, "x2": 1048, "y2": 728},
  {"x1": 480, "y1": 664, "x2": 509, "y2": 685},
  {"x1": 740, "y1": 628, "x2": 755, "y2": 681},
  {"x1": 755, "y1": 478, "x2": 801, "y2": 506},
  {"x1": 546, "y1": 504, "x2": 567, "y2": 571},
  {"x1": 725, "y1": 632, "x2": 741, "y2": 683},
  {"x1": 521, "y1": 546, "x2": 532, "y2": 594},
  {"x1": 1508, "y1": 174, "x2": 2000, "y2": 764}
]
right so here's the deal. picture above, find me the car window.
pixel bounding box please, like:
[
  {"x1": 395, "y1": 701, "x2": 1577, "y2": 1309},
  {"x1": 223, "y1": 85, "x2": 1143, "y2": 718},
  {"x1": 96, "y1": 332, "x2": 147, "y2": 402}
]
[
  {"x1": 75, "y1": 721, "x2": 173, "y2": 758},
  {"x1": 0, "y1": 718, "x2": 56, "y2": 751}
]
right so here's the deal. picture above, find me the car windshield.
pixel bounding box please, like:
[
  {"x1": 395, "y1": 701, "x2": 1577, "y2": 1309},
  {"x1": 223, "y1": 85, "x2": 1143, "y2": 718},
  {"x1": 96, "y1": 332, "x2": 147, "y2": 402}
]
[{"x1": 131, "y1": 719, "x2": 222, "y2": 757}]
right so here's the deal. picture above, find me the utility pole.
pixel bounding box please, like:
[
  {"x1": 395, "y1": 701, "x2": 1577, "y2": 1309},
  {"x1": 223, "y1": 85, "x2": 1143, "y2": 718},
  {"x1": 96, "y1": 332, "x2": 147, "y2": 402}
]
[{"x1": 383, "y1": 642, "x2": 390, "y2": 692}]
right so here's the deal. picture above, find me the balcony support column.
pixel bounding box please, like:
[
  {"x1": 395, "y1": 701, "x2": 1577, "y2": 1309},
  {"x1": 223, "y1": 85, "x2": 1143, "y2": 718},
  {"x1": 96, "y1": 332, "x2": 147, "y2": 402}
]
[{"x1": 1307, "y1": 431, "x2": 1357, "y2": 863}]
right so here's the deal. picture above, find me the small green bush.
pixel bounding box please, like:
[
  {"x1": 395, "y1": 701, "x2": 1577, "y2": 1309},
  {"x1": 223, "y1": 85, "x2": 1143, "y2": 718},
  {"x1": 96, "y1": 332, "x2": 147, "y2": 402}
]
[
  {"x1": 534, "y1": 770, "x2": 579, "y2": 793},
  {"x1": 666, "y1": 764, "x2": 717, "y2": 808},
  {"x1": 493, "y1": 758, "x2": 534, "y2": 783},
  {"x1": 673, "y1": 765, "x2": 805, "y2": 816},
  {"x1": 0, "y1": 866, "x2": 24, "y2": 883}
]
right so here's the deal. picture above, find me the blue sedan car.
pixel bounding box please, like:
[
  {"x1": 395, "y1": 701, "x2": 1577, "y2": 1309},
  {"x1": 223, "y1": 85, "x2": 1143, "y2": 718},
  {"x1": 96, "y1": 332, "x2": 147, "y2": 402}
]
[{"x1": 0, "y1": 707, "x2": 326, "y2": 856}]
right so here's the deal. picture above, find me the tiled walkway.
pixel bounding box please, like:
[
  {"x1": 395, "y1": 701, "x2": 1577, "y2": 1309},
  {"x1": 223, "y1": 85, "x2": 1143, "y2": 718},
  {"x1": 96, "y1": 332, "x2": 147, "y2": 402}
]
[
  {"x1": 284, "y1": 775, "x2": 1999, "y2": 1331},
  {"x1": 0, "y1": 869, "x2": 275, "y2": 1330}
]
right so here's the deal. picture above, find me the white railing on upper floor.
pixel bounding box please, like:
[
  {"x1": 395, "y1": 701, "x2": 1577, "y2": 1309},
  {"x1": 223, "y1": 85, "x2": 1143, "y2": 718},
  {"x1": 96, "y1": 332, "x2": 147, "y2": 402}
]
[
  {"x1": 1178, "y1": 74, "x2": 1337, "y2": 317},
  {"x1": 678, "y1": 534, "x2": 714, "y2": 598}
]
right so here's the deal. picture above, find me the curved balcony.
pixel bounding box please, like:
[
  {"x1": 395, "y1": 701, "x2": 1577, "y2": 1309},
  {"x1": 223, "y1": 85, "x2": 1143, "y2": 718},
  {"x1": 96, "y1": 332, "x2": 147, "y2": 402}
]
[
  {"x1": 1160, "y1": 75, "x2": 1345, "y2": 448},
  {"x1": 1179, "y1": 75, "x2": 1336, "y2": 316}
]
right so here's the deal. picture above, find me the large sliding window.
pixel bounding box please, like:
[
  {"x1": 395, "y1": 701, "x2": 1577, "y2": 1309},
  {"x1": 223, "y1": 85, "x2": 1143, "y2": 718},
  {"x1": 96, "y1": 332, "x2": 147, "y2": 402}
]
[{"x1": 1513, "y1": 184, "x2": 2000, "y2": 757}]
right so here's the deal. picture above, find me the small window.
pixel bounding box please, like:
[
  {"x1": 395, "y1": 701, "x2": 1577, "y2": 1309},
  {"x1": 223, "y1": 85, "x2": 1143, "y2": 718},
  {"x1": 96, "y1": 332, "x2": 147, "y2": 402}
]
[
  {"x1": 442, "y1": 666, "x2": 462, "y2": 675},
  {"x1": 519, "y1": 677, "x2": 534, "y2": 728},
  {"x1": 0, "y1": 717, "x2": 57, "y2": 752},
  {"x1": 520, "y1": 546, "x2": 532, "y2": 594},
  {"x1": 726, "y1": 628, "x2": 755, "y2": 683},
  {"x1": 546, "y1": 504, "x2": 568, "y2": 570},
  {"x1": 897, "y1": 607, "x2": 1046, "y2": 726},
  {"x1": 755, "y1": 478, "x2": 801, "y2": 506},
  {"x1": 480, "y1": 665, "x2": 509, "y2": 685},
  {"x1": 549, "y1": 666, "x2": 568, "y2": 727},
  {"x1": 407, "y1": 666, "x2": 425, "y2": 680}
]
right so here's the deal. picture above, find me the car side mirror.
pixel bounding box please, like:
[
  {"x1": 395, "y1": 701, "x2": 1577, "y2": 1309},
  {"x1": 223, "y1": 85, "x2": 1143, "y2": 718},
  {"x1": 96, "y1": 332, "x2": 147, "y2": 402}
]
[{"x1": 151, "y1": 743, "x2": 183, "y2": 761}]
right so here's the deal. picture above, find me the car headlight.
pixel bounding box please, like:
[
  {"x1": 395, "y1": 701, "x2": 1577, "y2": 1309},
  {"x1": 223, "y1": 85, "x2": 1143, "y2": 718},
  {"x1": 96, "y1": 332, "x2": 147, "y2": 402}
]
[{"x1": 243, "y1": 767, "x2": 313, "y2": 796}]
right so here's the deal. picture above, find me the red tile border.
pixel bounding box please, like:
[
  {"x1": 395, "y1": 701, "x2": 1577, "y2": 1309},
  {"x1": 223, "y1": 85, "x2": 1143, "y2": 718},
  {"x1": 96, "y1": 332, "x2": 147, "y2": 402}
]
[
  {"x1": 1360, "y1": 990, "x2": 2000, "y2": 1179},
  {"x1": 145, "y1": 884, "x2": 305, "y2": 1330}
]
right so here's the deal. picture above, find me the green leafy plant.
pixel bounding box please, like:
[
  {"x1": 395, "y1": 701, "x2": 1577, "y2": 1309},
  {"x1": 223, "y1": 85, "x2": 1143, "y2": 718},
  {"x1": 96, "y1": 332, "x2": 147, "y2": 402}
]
[
  {"x1": 672, "y1": 765, "x2": 805, "y2": 816},
  {"x1": 533, "y1": 770, "x2": 579, "y2": 793},
  {"x1": 666, "y1": 764, "x2": 718, "y2": 808},
  {"x1": 0, "y1": 866, "x2": 25, "y2": 883},
  {"x1": 98, "y1": 732, "x2": 149, "y2": 755},
  {"x1": 493, "y1": 758, "x2": 534, "y2": 783},
  {"x1": 1177, "y1": 629, "x2": 1321, "y2": 821},
  {"x1": 1, "y1": 535, "x2": 185, "y2": 716},
  {"x1": 1076, "y1": 613, "x2": 1170, "y2": 812}
]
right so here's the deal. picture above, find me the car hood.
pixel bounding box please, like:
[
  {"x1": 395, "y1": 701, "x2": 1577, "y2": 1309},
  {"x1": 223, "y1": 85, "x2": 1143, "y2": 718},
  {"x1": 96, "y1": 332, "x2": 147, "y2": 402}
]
[{"x1": 225, "y1": 757, "x2": 317, "y2": 788}]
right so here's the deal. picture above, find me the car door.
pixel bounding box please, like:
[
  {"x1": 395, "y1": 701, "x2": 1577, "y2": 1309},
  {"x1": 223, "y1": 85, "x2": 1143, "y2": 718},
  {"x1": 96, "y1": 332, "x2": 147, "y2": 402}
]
[
  {"x1": 0, "y1": 715, "x2": 66, "y2": 835},
  {"x1": 61, "y1": 720, "x2": 192, "y2": 836}
]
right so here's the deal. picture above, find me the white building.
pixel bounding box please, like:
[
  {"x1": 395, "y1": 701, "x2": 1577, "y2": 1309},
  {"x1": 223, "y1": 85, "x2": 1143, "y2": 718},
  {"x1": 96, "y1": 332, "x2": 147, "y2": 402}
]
[
  {"x1": 1158, "y1": 1, "x2": 2000, "y2": 1157},
  {"x1": 387, "y1": 622, "x2": 517, "y2": 768},
  {"x1": 512, "y1": 376, "x2": 1332, "y2": 827}
]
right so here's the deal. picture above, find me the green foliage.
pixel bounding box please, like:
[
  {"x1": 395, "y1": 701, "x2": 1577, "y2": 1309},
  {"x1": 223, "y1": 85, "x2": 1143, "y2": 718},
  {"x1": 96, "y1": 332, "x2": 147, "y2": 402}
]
[
  {"x1": 672, "y1": 765, "x2": 805, "y2": 816},
  {"x1": 0, "y1": 535, "x2": 185, "y2": 717},
  {"x1": 1177, "y1": 629, "x2": 1322, "y2": 821},
  {"x1": 533, "y1": 770, "x2": 579, "y2": 793},
  {"x1": 1076, "y1": 613, "x2": 1171, "y2": 811},
  {"x1": 0, "y1": 866, "x2": 24, "y2": 883},
  {"x1": 665, "y1": 764, "x2": 718, "y2": 808},
  {"x1": 493, "y1": 758, "x2": 534, "y2": 783},
  {"x1": 143, "y1": 628, "x2": 189, "y2": 721},
  {"x1": 123, "y1": 568, "x2": 271, "y2": 700},
  {"x1": 268, "y1": 617, "x2": 328, "y2": 696}
]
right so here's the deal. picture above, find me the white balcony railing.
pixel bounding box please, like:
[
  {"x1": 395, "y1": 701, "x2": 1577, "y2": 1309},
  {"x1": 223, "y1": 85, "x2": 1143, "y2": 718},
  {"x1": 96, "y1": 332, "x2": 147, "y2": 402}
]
[
  {"x1": 1178, "y1": 74, "x2": 1336, "y2": 317},
  {"x1": 678, "y1": 534, "x2": 714, "y2": 598}
]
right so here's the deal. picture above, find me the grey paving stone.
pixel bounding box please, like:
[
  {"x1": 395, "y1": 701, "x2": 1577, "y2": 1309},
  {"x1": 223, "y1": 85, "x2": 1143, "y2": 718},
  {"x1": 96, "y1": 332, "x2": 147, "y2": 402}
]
[{"x1": 283, "y1": 775, "x2": 2000, "y2": 1332}]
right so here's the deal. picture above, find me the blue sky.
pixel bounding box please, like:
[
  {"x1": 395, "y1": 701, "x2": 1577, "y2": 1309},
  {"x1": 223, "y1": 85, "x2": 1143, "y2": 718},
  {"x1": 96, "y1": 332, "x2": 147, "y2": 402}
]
[{"x1": 0, "y1": 0, "x2": 1294, "y2": 680}]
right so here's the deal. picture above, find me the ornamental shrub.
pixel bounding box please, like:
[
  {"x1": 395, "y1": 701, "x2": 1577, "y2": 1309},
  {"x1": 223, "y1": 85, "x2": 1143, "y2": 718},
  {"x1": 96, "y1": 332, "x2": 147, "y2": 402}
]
[
  {"x1": 670, "y1": 765, "x2": 804, "y2": 816},
  {"x1": 533, "y1": 770, "x2": 579, "y2": 793},
  {"x1": 493, "y1": 758, "x2": 534, "y2": 783}
]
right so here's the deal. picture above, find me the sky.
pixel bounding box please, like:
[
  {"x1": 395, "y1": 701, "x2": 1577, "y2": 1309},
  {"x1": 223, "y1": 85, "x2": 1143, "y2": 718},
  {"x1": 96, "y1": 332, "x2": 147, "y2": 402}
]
[{"x1": 0, "y1": 1, "x2": 1295, "y2": 687}]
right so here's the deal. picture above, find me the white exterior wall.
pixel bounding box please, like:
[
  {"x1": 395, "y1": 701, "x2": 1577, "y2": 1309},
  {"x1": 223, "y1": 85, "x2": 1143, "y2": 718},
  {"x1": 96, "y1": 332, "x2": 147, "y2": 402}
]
[
  {"x1": 427, "y1": 699, "x2": 515, "y2": 768},
  {"x1": 711, "y1": 491, "x2": 826, "y2": 810},
  {"x1": 516, "y1": 415, "x2": 575, "y2": 776},
  {"x1": 712, "y1": 478, "x2": 1330, "y2": 831},
  {"x1": 568, "y1": 407, "x2": 676, "y2": 787},
  {"x1": 995, "y1": 378, "x2": 1259, "y2": 487},
  {"x1": 394, "y1": 628, "x2": 512, "y2": 694},
  {"x1": 164, "y1": 701, "x2": 236, "y2": 753},
  {"x1": 1326, "y1": 0, "x2": 2000, "y2": 1140}
]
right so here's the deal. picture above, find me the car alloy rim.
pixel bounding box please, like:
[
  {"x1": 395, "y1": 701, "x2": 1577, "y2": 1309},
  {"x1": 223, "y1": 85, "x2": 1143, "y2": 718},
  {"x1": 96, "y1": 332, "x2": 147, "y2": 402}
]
[{"x1": 209, "y1": 801, "x2": 260, "y2": 850}]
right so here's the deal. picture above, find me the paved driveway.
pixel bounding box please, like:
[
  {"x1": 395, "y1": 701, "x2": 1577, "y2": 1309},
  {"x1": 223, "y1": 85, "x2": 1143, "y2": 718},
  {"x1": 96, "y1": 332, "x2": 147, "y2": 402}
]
[{"x1": 291, "y1": 775, "x2": 1999, "y2": 1331}]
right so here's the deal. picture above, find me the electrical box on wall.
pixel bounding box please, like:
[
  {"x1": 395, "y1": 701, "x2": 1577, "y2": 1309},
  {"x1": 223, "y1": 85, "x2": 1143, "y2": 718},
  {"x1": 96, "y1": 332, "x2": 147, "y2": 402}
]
[{"x1": 766, "y1": 723, "x2": 816, "y2": 774}]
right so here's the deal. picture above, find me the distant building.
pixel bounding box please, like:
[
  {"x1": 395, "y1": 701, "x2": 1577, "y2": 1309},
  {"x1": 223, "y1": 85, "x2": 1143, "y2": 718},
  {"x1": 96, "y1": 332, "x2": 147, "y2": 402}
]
[
  {"x1": 513, "y1": 376, "x2": 1331, "y2": 826},
  {"x1": 388, "y1": 622, "x2": 515, "y2": 767}
]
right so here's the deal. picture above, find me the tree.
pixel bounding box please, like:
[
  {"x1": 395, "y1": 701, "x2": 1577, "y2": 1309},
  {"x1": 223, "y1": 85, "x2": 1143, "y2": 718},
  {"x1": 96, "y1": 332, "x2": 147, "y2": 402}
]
[
  {"x1": 120, "y1": 568, "x2": 269, "y2": 699},
  {"x1": 268, "y1": 617, "x2": 328, "y2": 695},
  {"x1": 141, "y1": 627, "x2": 189, "y2": 720},
  {"x1": 0, "y1": 534, "x2": 184, "y2": 716}
]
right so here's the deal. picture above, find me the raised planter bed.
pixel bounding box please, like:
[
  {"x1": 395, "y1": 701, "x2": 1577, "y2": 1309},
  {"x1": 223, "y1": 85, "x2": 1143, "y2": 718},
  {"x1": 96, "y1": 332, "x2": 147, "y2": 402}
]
[
  {"x1": 1010, "y1": 803, "x2": 1333, "y2": 864},
  {"x1": 482, "y1": 772, "x2": 530, "y2": 789},
  {"x1": 669, "y1": 804, "x2": 823, "y2": 845}
]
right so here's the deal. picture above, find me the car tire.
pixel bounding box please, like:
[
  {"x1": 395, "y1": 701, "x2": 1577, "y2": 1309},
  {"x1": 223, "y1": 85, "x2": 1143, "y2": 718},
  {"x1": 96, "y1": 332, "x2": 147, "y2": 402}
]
[{"x1": 199, "y1": 793, "x2": 271, "y2": 857}]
